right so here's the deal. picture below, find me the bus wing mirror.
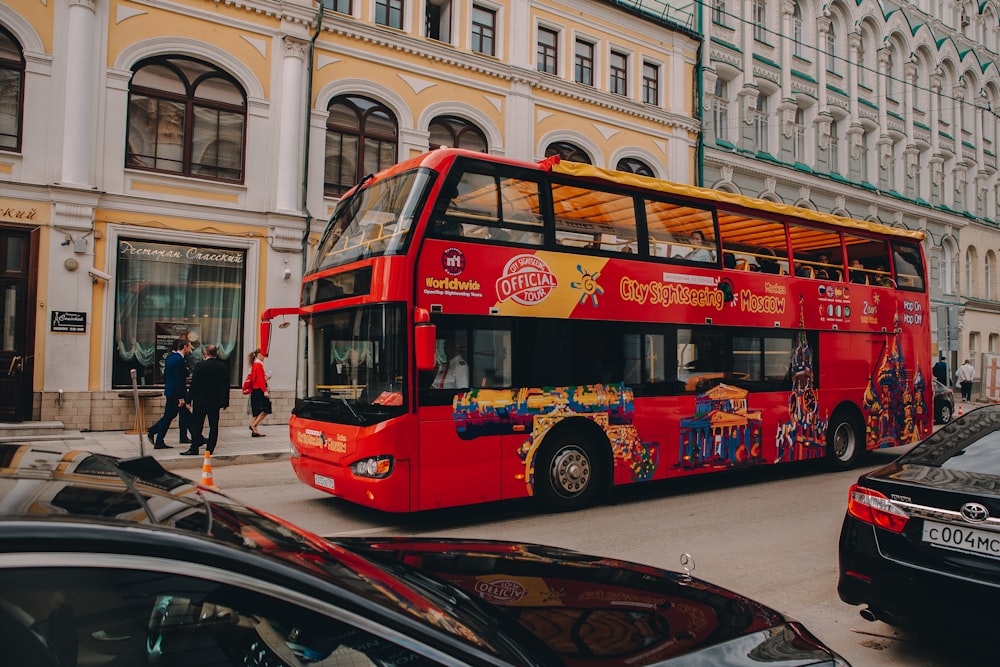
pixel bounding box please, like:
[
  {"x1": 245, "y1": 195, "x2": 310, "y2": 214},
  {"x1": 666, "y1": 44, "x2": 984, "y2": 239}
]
[{"x1": 415, "y1": 322, "x2": 437, "y2": 372}]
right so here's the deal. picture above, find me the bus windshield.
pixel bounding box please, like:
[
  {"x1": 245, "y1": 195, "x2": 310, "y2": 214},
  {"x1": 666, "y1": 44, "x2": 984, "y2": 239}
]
[
  {"x1": 312, "y1": 168, "x2": 436, "y2": 272},
  {"x1": 295, "y1": 304, "x2": 407, "y2": 425}
]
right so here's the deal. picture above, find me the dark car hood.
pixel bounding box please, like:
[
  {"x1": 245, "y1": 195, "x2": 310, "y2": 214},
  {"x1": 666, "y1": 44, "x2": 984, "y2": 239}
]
[{"x1": 334, "y1": 537, "x2": 842, "y2": 666}]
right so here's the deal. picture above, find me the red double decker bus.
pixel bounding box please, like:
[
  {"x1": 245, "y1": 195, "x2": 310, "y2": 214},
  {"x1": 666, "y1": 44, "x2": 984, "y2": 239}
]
[{"x1": 274, "y1": 148, "x2": 932, "y2": 512}]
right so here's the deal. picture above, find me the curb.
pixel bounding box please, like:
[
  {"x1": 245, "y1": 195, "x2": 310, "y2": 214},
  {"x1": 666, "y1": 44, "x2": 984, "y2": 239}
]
[{"x1": 159, "y1": 450, "x2": 289, "y2": 471}]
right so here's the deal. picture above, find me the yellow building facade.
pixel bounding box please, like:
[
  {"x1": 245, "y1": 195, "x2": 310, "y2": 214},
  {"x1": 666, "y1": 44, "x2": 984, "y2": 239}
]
[{"x1": 0, "y1": 0, "x2": 697, "y2": 429}]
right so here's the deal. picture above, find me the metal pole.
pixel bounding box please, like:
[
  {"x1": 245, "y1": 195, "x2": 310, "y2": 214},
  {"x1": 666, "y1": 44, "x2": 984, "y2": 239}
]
[{"x1": 130, "y1": 369, "x2": 145, "y2": 456}]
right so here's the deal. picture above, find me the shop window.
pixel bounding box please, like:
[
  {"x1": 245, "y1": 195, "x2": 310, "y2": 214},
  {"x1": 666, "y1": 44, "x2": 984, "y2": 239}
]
[
  {"x1": 324, "y1": 95, "x2": 398, "y2": 197},
  {"x1": 112, "y1": 239, "x2": 245, "y2": 388},
  {"x1": 0, "y1": 27, "x2": 24, "y2": 151},
  {"x1": 126, "y1": 56, "x2": 246, "y2": 181}
]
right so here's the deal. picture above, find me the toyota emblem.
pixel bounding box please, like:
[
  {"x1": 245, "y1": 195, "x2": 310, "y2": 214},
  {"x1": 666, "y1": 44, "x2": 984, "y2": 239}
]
[{"x1": 960, "y1": 502, "x2": 990, "y2": 523}]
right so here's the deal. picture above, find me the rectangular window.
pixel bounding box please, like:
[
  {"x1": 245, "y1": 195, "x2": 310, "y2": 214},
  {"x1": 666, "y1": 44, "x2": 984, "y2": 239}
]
[
  {"x1": 375, "y1": 0, "x2": 403, "y2": 29},
  {"x1": 788, "y1": 223, "x2": 843, "y2": 280},
  {"x1": 426, "y1": 0, "x2": 452, "y2": 42},
  {"x1": 829, "y1": 126, "x2": 840, "y2": 174},
  {"x1": 712, "y1": 0, "x2": 726, "y2": 25},
  {"x1": 713, "y1": 79, "x2": 729, "y2": 142},
  {"x1": 471, "y1": 5, "x2": 496, "y2": 56},
  {"x1": 551, "y1": 182, "x2": 638, "y2": 254},
  {"x1": 322, "y1": 0, "x2": 352, "y2": 13},
  {"x1": 642, "y1": 62, "x2": 659, "y2": 105},
  {"x1": 537, "y1": 27, "x2": 558, "y2": 74},
  {"x1": 719, "y1": 214, "x2": 788, "y2": 274},
  {"x1": 755, "y1": 95, "x2": 769, "y2": 154},
  {"x1": 112, "y1": 239, "x2": 245, "y2": 388},
  {"x1": 575, "y1": 39, "x2": 594, "y2": 86},
  {"x1": 644, "y1": 198, "x2": 717, "y2": 262},
  {"x1": 845, "y1": 234, "x2": 890, "y2": 286},
  {"x1": 792, "y1": 118, "x2": 805, "y2": 163},
  {"x1": 892, "y1": 241, "x2": 926, "y2": 291},
  {"x1": 610, "y1": 50, "x2": 627, "y2": 96},
  {"x1": 432, "y1": 164, "x2": 544, "y2": 245},
  {"x1": 752, "y1": 0, "x2": 767, "y2": 41}
]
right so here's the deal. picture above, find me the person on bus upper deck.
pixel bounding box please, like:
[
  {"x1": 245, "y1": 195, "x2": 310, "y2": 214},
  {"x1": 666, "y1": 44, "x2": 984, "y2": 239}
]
[
  {"x1": 683, "y1": 230, "x2": 715, "y2": 262},
  {"x1": 849, "y1": 258, "x2": 868, "y2": 284},
  {"x1": 755, "y1": 247, "x2": 780, "y2": 274},
  {"x1": 432, "y1": 337, "x2": 469, "y2": 389}
]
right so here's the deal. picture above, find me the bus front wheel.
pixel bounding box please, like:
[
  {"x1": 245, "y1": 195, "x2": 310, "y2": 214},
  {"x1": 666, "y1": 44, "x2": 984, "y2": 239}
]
[
  {"x1": 536, "y1": 434, "x2": 602, "y2": 512},
  {"x1": 827, "y1": 410, "x2": 862, "y2": 470}
]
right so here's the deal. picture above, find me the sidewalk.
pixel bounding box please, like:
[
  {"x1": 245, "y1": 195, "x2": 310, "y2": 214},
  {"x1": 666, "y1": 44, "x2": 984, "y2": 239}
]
[{"x1": 14, "y1": 424, "x2": 291, "y2": 471}]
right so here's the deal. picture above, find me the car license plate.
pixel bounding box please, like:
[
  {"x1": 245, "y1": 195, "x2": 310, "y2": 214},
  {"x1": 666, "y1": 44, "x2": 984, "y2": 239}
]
[
  {"x1": 922, "y1": 520, "x2": 1000, "y2": 559},
  {"x1": 314, "y1": 474, "x2": 335, "y2": 491}
]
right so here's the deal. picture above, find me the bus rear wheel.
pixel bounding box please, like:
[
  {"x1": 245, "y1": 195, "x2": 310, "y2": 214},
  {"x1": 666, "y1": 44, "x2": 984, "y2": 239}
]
[
  {"x1": 536, "y1": 434, "x2": 602, "y2": 512},
  {"x1": 827, "y1": 411, "x2": 862, "y2": 470}
]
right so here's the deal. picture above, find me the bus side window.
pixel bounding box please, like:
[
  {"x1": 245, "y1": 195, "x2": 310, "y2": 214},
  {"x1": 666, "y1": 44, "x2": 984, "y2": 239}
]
[{"x1": 550, "y1": 182, "x2": 637, "y2": 255}]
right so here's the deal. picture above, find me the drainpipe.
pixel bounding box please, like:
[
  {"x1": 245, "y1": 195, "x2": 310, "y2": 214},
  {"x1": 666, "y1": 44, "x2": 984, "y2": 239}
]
[{"x1": 301, "y1": 2, "x2": 325, "y2": 269}]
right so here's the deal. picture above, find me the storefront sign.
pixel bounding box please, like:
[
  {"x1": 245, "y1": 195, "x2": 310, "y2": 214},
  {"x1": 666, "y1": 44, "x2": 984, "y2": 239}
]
[
  {"x1": 51, "y1": 311, "x2": 87, "y2": 333},
  {"x1": 0, "y1": 197, "x2": 49, "y2": 224},
  {"x1": 118, "y1": 239, "x2": 244, "y2": 267}
]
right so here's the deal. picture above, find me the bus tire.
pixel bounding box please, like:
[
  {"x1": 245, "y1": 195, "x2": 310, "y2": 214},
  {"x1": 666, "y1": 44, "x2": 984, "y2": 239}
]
[
  {"x1": 536, "y1": 432, "x2": 603, "y2": 512},
  {"x1": 827, "y1": 409, "x2": 862, "y2": 470}
]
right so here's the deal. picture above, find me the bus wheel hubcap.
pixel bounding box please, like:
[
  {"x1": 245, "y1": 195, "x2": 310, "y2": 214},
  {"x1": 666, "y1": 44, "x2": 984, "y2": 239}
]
[{"x1": 551, "y1": 447, "x2": 590, "y2": 496}]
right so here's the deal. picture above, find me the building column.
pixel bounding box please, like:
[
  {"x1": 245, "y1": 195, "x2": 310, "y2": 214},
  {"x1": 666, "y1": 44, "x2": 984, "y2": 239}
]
[
  {"x1": 60, "y1": 0, "x2": 99, "y2": 188},
  {"x1": 845, "y1": 31, "x2": 863, "y2": 160},
  {"x1": 778, "y1": 0, "x2": 796, "y2": 140},
  {"x1": 876, "y1": 47, "x2": 893, "y2": 174},
  {"x1": 275, "y1": 35, "x2": 308, "y2": 214},
  {"x1": 814, "y1": 15, "x2": 832, "y2": 151}
]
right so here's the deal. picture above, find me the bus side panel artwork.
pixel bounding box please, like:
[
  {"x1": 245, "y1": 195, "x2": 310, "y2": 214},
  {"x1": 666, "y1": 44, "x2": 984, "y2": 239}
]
[{"x1": 417, "y1": 240, "x2": 910, "y2": 334}]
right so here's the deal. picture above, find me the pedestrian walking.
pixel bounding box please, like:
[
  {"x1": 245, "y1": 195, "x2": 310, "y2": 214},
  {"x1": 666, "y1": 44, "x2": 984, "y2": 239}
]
[
  {"x1": 180, "y1": 344, "x2": 230, "y2": 456},
  {"x1": 147, "y1": 337, "x2": 192, "y2": 449},
  {"x1": 178, "y1": 346, "x2": 196, "y2": 444},
  {"x1": 247, "y1": 349, "x2": 271, "y2": 437},
  {"x1": 956, "y1": 359, "x2": 976, "y2": 402},
  {"x1": 933, "y1": 356, "x2": 948, "y2": 385}
]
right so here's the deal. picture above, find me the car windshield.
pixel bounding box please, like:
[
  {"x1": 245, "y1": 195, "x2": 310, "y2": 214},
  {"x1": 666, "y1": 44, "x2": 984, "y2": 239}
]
[{"x1": 312, "y1": 168, "x2": 435, "y2": 271}]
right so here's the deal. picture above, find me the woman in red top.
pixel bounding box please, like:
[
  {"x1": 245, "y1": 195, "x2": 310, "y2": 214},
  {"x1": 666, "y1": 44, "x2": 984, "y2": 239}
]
[{"x1": 247, "y1": 349, "x2": 271, "y2": 436}]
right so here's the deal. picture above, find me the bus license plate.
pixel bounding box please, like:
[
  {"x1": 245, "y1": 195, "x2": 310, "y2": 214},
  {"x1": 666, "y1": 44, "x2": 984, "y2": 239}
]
[
  {"x1": 314, "y1": 474, "x2": 335, "y2": 491},
  {"x1": 922, "y1": 520, "x2": 1000, "y2": 559}
]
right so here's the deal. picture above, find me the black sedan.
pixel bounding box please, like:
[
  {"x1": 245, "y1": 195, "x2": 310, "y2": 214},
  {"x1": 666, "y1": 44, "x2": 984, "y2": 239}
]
[
  {"x1": 838, "y1": 405, "x2": 1000, "y2": 641},
  {"x1": 0, "y1": 444, "x2": 849, "y2": 666},
  {"x1": 933, "y1": 379, "x2": 955, "y2": 423}
]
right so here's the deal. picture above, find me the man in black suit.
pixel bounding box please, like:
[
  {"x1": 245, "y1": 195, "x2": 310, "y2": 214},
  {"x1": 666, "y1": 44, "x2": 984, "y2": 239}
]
[
  {"x1": 180, "y1": 344, "x2": 231, "y2": 456},
  {"x1": 147, "y1": 337, "x2": 191, "y2": 449}
]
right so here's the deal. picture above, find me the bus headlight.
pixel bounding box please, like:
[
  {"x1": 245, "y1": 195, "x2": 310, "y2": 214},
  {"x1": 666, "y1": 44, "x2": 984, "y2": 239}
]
[{"x1": 351, "y1": 456, "x2": 393, "y2": 479}]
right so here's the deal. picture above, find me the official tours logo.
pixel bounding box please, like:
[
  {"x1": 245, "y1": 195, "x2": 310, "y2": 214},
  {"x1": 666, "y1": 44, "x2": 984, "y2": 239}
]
[{"x1": 496, "y1": 254, "x2": 558, "y2": 305}]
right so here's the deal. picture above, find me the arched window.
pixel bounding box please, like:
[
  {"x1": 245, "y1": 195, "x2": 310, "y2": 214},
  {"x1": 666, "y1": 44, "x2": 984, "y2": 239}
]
[
  {"x1": 0, "y1": 27, "x2": 24, "y2": 151},
  {"x1": 545, "y1": 142, "x2": 591, "y2": 163},
  {"x1": 324, "y1": 95, "x2": 398, "y2": 197},
  {"x1": 428, "y1": 115, "x2": 487, "y2": 152},
  {"x1": 941, "y1": 240, "x2": 954, "y2": 294},
  {"x1": 126, "y1": 56, "x2": 247, "y2": 181},
  {"x1": 966, "y1": 247, "x2": 976, "y2": 297},
  {"x1": 616, "y1": 157, "x2": 654, "y2": 176}
]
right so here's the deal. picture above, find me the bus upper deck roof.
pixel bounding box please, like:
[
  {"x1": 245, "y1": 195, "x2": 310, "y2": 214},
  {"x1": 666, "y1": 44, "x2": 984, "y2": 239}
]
[{"x1": 550, "y1": 160, "x2": 925, "y2": 243}]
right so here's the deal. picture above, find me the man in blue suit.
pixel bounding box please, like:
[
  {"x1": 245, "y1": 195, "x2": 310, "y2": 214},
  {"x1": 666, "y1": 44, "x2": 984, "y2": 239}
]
[{"x1": 147, "y1": 337, "x2": 192, "y2": 450}]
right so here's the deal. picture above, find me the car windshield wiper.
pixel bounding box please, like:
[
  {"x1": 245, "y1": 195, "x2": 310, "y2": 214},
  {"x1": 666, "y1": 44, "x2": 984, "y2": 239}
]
[{"x1": 341, "y1": 397, "x2": 367, "y2": 425}]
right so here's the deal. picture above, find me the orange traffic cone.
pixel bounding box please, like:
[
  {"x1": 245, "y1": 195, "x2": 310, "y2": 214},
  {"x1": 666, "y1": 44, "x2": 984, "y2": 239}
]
[
  {"x1": 200, "y1": 451, "x2": 217, "y2": 488},
  {"x1": 957, "y1": 404, "x2": 964, "y2": 419}
]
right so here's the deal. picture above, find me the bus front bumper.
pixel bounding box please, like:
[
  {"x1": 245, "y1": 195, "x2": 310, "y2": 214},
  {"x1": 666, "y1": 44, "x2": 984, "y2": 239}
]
[{"x1": 290, "y1": 448, "x2": 412, "y2": 513}]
